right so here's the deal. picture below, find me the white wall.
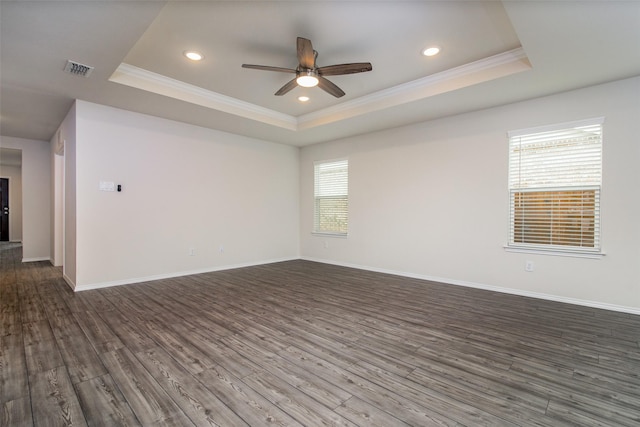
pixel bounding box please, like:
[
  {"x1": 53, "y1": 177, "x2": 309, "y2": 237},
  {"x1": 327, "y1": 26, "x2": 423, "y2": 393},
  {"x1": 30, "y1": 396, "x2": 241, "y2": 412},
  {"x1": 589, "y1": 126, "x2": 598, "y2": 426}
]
[
  {"x1": 0, "y1": 164, "x2": 22, "y2": 242},
  {"x1": 60, "y1": 103, "x2": 77, "y2": 286},
  {"x1": 72, "y1": 101, "x2": 299, "y2": 289},
  {"x1": 50, "y1": 150, "x2": 64, "y2": 266},
  {"x1": 50, "y1": 130, "x2": 60, "y2": 265},
  {"x1": 0, "y1": 136, "x2": 50, "y2": 261},
  {"x1": 300, "y1": 76, "x2": 640, "y2": 313}
]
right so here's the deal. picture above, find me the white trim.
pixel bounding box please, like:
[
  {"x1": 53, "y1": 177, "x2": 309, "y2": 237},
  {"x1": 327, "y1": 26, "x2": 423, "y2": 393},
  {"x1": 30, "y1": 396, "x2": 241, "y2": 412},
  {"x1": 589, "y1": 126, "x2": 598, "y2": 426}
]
[
  {"x1": 508, "y1": 116, "x2": 605, "y2": 138},
  {"x1": 110, "y1": 64, "x2": 297, "y2": 131},
  {"x1": 72, "y1": 257, "x2": 298, "y2": 292},
  {"x1": 62, "y1": 255, "x2": 639, "y2": 314},
  {"x1": 311, "y1": 232, "x2": 348, "y2": 238},
  {"x1": 63, "y1": 273, "x2": 75, "y2": 291},
  {"x1": 110, "y1": 48, "x2": 530, "y2": 132},
  {"x1": 300, "y1": 256, "x2": 640, "y2": 315},
  {"x1": 312, "y1": 157, "x2": 349, "y2": 167},
  {"x1": 298, "y1": 47, "x2": 530, "y2": 129},
  {"x1": 22, "y1": 257, "x2": 50, "y2": 263},
  {"x1": 504, "y1": 245, "x2": 604, "y2": 259}
]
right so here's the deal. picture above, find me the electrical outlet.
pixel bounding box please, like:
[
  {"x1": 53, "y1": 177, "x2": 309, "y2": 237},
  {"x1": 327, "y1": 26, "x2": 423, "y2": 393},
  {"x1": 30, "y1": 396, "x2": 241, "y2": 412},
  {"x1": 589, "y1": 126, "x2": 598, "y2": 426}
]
[
  {"x1": 219, "y1": 245, "x2": 224, "y2": 253},
  {"x1": 525, "y1": 260, "x2": 534, "y2": 272},
  {"x1": 189, "y1": 248, "x2": 195, "y2": 256}
]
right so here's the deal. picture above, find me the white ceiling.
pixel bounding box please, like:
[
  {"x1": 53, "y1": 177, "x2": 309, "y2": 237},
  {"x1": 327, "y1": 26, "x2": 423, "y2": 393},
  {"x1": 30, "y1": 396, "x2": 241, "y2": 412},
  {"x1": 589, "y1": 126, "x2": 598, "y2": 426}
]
[{"x1": 1, "y1": 1, "x2": 639, "y2": 147}]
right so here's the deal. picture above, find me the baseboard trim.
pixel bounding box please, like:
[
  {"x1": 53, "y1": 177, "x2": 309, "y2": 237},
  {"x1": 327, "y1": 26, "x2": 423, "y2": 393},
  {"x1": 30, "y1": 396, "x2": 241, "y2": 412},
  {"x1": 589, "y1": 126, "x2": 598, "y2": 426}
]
[
  {"x1": 63, "y1": 274, "x2": 76, "y2": 291},
  {"x1": 22, "y1": 256, "x2": 50, "y2": 263},
  {"x1": 68, "y1": 254, "x2": 640, "y2": 315},
  {"x1": 73, "y1": 257, "x2": 299, "y2": 292},
  {"x1": 301, "y1": 257, "x2": 640, "y2": 316}
]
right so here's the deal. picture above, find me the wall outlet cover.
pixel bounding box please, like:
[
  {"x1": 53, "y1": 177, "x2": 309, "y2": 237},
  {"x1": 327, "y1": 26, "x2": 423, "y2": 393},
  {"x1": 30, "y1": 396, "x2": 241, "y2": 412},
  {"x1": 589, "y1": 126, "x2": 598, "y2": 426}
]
[{"x1": 525, "y1": 261, "x2": 534, "y2": 272}]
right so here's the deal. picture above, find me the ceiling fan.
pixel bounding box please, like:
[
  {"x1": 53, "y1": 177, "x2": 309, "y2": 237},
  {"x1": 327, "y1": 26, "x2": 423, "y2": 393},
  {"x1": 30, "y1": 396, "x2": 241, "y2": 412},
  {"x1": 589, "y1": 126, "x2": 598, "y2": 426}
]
[{"x1": 242, "y1": 37, "x2": 372, "y2": 98}]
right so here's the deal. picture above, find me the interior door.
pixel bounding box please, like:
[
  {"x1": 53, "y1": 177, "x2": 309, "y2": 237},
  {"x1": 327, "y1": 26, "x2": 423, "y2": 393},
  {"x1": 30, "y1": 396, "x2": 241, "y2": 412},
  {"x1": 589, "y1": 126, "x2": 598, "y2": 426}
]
[{"x1": 0, "y1": 178, "x2": 9, "y2": 241}]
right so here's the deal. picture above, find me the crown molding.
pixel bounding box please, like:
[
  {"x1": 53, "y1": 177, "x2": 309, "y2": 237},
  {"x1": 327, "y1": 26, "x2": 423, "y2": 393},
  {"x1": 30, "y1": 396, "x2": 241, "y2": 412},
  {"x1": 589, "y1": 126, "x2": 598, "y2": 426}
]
[
  {"x1": 297, "y1": 47, "x2": 530, "y2": 129},
  {"x1": 110, "y1": 47, "x2": 530, "y2": 133},
  {"x1": 110, "y1": 63, "x2": 297, "y2": 130}
]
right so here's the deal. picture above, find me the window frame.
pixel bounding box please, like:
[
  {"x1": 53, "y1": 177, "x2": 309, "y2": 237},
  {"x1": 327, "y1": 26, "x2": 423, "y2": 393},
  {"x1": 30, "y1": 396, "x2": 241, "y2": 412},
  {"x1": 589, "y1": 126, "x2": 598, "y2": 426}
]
[
  {"x1": 313, "y1": 158, "x2": 349, "y2": 237},
  {"x1": 505, "y1": 118, "x2": 605, "y2": 258}
]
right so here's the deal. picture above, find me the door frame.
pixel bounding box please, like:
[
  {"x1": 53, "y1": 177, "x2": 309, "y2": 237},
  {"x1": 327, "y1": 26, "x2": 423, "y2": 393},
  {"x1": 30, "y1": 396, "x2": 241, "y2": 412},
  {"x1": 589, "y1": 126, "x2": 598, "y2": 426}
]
[{"x1": 0, "y1": 177, "x2": 10, "y2": 241}]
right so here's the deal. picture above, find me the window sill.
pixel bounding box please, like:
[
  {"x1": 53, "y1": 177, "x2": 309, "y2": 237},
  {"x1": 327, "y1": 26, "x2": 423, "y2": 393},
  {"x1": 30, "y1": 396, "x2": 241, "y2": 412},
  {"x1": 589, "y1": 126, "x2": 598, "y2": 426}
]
[
  {"x1": 312, "y1": 232, "x2": 348, "y2": 238},
  {"x1": 504, "y1": 245, "x2": 605, "y2": 259}
]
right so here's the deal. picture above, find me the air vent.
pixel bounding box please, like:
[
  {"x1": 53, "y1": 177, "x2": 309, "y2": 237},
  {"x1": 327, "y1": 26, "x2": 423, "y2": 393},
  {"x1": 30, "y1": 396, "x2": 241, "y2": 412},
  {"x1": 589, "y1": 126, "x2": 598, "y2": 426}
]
[{"x1": 63, "y1": 60, "x2": 94, "y2": 77}]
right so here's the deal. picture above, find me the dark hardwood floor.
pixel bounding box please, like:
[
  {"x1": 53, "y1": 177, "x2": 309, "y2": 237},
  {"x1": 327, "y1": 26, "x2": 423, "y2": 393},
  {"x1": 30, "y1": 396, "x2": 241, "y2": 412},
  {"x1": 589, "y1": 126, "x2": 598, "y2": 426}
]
[{"x1": 1, "y1": 243, "x2": 639, "y2": 426}]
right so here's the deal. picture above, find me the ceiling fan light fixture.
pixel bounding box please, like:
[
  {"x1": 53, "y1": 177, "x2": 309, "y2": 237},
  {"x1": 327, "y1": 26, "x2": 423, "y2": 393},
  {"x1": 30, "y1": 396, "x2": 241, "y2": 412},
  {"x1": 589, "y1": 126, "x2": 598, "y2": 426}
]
[
  {"x1": 296, "y1": 70, "x2": 319, "y2": 87},
  {"x1": 298, "y1": 96, "x2": 310, "y2": 102}
]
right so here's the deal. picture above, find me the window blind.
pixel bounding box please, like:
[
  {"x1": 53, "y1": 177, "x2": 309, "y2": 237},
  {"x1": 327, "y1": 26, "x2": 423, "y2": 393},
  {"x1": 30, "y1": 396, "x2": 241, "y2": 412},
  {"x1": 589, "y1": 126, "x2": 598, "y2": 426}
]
[
  {"x1": 508, "y1": 119, "x2": 603, "y2": 252},
  {"x1": 314, "y1": 159, "x2": 348, "y2": 234}
]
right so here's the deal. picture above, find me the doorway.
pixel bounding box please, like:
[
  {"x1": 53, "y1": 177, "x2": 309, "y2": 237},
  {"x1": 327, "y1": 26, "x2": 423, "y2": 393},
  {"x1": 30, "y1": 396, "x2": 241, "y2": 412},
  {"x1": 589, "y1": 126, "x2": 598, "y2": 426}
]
[{"x1": 1, "y1": 178, "x2": 9, "y2": 241}]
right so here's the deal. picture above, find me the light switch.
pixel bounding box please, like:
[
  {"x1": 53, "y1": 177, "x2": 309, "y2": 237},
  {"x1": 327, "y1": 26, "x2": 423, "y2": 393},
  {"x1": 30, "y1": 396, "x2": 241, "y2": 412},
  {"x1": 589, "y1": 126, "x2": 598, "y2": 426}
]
[{"x1": 99, "y1": 181, "x2": 115, "y2": 192}]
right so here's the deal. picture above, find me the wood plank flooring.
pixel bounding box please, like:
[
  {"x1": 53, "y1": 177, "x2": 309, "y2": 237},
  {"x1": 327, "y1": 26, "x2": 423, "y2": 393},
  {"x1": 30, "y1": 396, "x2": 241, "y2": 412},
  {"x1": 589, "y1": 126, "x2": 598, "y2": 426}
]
[{"x1": 1, "y1": 243, "x2": 639, "y2": 426}]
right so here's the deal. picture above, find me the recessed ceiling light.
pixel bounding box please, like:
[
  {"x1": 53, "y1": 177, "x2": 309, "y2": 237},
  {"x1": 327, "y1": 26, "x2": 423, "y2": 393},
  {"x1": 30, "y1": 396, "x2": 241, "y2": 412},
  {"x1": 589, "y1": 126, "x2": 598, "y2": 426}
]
[
  {"x1": 298, "y1": 96, "x2": 310, "y2": 102},
  {"x1": 422, "y1": 46, "x2": 440, "y2": 57},
  {"x1": 184, "y1": 51, "x2": 204, "y2": 61}
]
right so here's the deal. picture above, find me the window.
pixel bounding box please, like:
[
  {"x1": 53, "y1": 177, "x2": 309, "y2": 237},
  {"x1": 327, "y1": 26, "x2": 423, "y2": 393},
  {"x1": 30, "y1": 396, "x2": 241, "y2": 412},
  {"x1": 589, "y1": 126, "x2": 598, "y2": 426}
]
[
  {"x1": 314, "y1": 159, "x2": 348, "y2": 235},
  {"x1": 508, "y1": 118, "x2": 603, "y2": 255}
]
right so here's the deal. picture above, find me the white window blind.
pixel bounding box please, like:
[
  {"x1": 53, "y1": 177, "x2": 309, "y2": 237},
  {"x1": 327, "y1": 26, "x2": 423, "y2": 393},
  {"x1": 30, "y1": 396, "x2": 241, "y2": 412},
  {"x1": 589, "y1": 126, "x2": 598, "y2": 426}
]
[
  {"x1": 314, "y1": 159, "x2": 348, "y2": 235},
  {"x1": 508, "y1": 118, "x2": 603, "y2": 253}
]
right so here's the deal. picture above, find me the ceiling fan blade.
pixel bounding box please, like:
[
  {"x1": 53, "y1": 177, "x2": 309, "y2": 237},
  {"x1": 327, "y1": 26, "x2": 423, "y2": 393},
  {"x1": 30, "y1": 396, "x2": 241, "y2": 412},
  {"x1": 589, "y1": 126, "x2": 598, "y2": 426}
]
[
  {"x1": 275, "y1": 78, "x2": 299, "y2": 96},
  {"x1": 242, "y1": 64, "x2": 296, "y2": 73},
  {"x1": 317, "y1": 76, "x2": 345, "y2": 98},
  {"x1": 297, "y1": 37, "x2": 315, "y2": 69},
  {"x1": 317, "y1": 62, "x2": 372, "y2": 76}
]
